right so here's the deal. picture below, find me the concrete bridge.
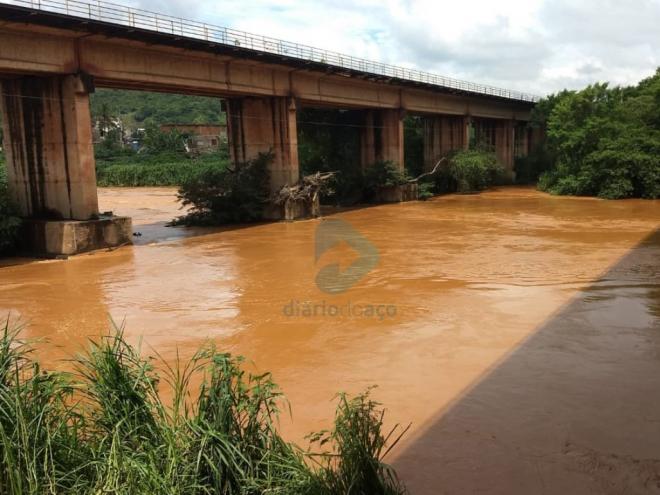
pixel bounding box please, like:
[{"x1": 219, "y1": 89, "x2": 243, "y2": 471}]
[{"x1": 0, "y1": 0, "x2": 538, "y2": 255}]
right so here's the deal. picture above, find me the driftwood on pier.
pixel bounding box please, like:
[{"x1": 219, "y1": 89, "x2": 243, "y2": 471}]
[{"x1": 273, "y1": 171, "x2": 337, "y2": 220}]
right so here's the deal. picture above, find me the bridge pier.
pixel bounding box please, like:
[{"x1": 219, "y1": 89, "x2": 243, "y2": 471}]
[
  {"x1": 360, "y1": 109, "x2": 405, "y2": 169},
  {"x1": 226, "y1": 96, "x2": 303, "y2": 219},
  {"x1": 226, "y1": 96, "x2": 299, "y2": 191},
  {"x1": 423, "y1": 115, "x2": 470, "y2": 171},
  {"x1": 0, "y1": 74, "x2": 131, "y2": 256},
  {"x1": 495, "y1": 119, "x2": 515, "y2": 181}
]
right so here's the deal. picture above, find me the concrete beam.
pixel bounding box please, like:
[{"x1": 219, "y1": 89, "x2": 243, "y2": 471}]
[
  {"x1": 0, "y1": 23, "x2": 533, "y2": 121},
  {"x1": 0, "y1": 74, "x2": 99, "y2": 220}
]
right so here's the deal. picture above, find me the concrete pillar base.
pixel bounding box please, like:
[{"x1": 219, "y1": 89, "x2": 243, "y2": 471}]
[
  {"x1": 264, "y1": 195, "x2": 321, "y2": 221},
  {"x1": 374, "y1": 183, "x2": 419, "y2": 203},
  {"x1": 21, "y1": 216, "x2": 132, "y2": 257}
]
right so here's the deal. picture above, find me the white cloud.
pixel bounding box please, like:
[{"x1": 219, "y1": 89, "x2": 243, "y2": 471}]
[{"x1": 130, "y1": 0, "x2": 660, "y2": 96}]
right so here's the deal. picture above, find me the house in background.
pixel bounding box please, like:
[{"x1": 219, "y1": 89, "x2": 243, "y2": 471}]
[{"x1": 159, "y1": 123, "x2": 227, "y2": 153}]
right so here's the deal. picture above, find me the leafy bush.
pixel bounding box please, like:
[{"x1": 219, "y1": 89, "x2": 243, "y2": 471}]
[
  {"x1": 417, "y1": 181, "x2": 435, "y2": 200},
  {"x1": 175, "y1": 152, "x2": 272, "y2": 225},
  {"x1": 142, "y1": 124, "x2": 189, "y2": 154},
  {"x1": 363, "y1": 161, "x2": 409, "y2": 199},
  {"x1": 446, "y1": 150, "x2": 502, "y2": 193},
  {"x1": 0, "y1": 164, "x2": 21, "y2": 255},
  {"x1": 0, "y1": 322, "x2": 409, "y2": 494},
  {"x1": 514, "y1": 144, "x2": 554, "y2": 185}
]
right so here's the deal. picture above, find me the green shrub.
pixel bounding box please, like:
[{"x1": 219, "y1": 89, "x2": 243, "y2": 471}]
[
  {"x1": 175, "y1": 152, "x2": 272, "y2": 225},
  {"x1": 363, "y1": 161, "x2": 409, "y2": 200},
  {"x1": 0, "y1": 322, "x2": 409, "y2": 494},
  {"x1": 142, "y1": 124, "x2": 189, "y2": 154},
  {"x1": 514, "y1": 144, "x2": 554, "y2": 185},
  {"x1": 417, "y1": 181, "x2": 435, "y2": 200},
  {"x1": 446, "y1": 150, "x2": 502, "y2": 193},
  {"x1": 0, "y1": 165, "x2": 21, "y2": 255}
]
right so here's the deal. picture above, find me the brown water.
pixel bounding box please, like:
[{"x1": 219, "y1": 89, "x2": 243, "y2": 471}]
[{"x1": 1, "y1": 186, "x2": 659, "y2": 494}]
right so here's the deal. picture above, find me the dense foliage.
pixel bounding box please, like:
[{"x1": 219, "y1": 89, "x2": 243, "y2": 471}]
[
  {"x1": 530, "y1": 69, "x2": 660, "y2": 199},
  {"x1": 444, "y1": 149, "x2": 502, "y2": 193},
  {"x1": 175, "y1": 152, "x2": 272, "y2": 225},
  {"x1": 0, "y1": 161, "x2": 21, "y2": 254},
  {"x1": 362, "y1": 161, "x2": 410, "y2": 200},
  {"x1": 0, "y1": 322, "x2": 408, "y2": 494},
  {"x1": 90, "y1": 89, "x2": 224, "y2": 129}
]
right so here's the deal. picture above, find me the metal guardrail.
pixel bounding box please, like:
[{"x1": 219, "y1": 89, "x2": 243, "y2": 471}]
[{"x1": 1, "y1": 0, "x2": 540, "y2": 103}]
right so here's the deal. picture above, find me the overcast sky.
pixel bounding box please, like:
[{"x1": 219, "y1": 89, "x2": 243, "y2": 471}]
[{"x1": 130, "y1": 0, "x2": 660, "y2": 97}]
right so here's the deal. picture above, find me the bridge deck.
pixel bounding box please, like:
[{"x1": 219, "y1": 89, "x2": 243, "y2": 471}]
[{"x1": 0, "y1": 0, "x2": 538, "y2": 105}]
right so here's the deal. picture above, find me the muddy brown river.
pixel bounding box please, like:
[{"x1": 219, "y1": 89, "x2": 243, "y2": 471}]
[{"x1": 1, "y1": 186, "x2": 659, "y2": 494}]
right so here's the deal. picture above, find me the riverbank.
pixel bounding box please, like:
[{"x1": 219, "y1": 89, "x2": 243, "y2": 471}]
[{"x1": 1, "y1": 186, "x2": 658, "y2": 494}]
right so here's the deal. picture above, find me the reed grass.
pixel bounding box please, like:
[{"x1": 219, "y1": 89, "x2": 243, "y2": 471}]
[{"x1": 0, "y1": 321, "x2": 408, "y2": 494}]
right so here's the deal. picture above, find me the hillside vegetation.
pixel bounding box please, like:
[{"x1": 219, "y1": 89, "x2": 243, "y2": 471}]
[{"x1": 90, "y1": 89, "x2": 224, "y2": 128}]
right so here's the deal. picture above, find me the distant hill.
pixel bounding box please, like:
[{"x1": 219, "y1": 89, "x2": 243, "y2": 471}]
[{"x1": 90, "y1": 89, "x2": 224, "y2": 131}]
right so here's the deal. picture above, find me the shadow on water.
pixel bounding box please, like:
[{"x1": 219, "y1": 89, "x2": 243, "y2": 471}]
[
  {"x1": 0, "y1": 219, "x2": 275, "y2": 268},
  {"x1": 394, "y1": 228, "x2": 660, "y2": 495}
]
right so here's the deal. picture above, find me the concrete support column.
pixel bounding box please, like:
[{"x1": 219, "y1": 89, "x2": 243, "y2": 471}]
[
  {"x1": 423, "y1": 115, "x2": 470, "y2": 171},
  {"x1": 463, "y1": 116, "x2": 471, "y2": 151},
  {"x1": 495, "y1": 119, "x2": 515, "y2": 182},
  {"x1": 516, "y1": 124, "x2": 530, "y2": 158},
  {"x1": 226, "y1": 96, "x2": 299, "y2": 193},
  {"x1": 0, "y1": 74, "x2": 98, "y2": 220},
  {"x1": 360, "y1": 109, "x2": 404, "y2": 170}
]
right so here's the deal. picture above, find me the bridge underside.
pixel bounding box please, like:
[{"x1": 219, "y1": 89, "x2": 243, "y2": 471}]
[{"x1": 0, "y1": 14, "x2": 536, "y2": 255}]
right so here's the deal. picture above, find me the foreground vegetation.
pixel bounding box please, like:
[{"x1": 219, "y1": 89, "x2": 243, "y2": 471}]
[
  {"x1": 522, "y1": 68, "x2": 660, "y2": 199},
  {"x1": 0, "y1": 322, "x2": 408, "y2": 494}
]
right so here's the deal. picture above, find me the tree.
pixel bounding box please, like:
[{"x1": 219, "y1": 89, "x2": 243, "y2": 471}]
[{"x1": 537, "y1": 70, "x2": 660, "y2": 199}]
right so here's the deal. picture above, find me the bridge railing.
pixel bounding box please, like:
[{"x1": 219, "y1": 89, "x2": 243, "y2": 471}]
[{"x1": 2, "y1": 0, "x2": 540, "y2": 103}]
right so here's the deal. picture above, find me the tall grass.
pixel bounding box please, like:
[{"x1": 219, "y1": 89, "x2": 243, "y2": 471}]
[
  {"x1": 96, "y1": 152, "x2": 229, "y2": 187},
  {"x1": 0, "y1": 321, "x2": 408, "y2": 494}
]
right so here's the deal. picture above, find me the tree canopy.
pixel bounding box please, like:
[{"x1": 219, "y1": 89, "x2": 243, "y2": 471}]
[{"x1": 533, "y1": 69, "x2": 660, "y2": 199}]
